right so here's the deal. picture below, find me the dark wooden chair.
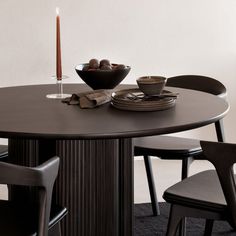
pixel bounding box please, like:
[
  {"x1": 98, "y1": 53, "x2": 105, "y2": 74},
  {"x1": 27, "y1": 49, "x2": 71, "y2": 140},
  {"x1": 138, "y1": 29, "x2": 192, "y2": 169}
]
[
  {"x1": 134, "y1": 75, "x2": 227, "y2": 216},
  {"x1": 0, "y1": 156, "x2": 67, "y2": 236},
  {"x1": 163, "y1": 140, "x2": 236, "y2": 236}
]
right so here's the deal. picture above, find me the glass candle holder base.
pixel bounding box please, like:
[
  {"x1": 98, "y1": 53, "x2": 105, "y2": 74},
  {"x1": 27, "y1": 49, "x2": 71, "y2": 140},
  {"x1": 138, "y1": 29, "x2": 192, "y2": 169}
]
[
  {"x1": 46, "y1": 93, "x2": 70, "y2": 99},
  {"x1": 46, "y1": 75, "x2": 71, "y2": 99}
]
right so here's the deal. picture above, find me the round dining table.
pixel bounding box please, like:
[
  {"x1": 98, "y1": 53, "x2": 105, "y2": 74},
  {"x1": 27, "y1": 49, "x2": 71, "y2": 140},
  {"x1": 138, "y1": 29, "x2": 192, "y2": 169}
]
[{"x1": 0, "y1": 83, "x2": 229, "y2": 236}]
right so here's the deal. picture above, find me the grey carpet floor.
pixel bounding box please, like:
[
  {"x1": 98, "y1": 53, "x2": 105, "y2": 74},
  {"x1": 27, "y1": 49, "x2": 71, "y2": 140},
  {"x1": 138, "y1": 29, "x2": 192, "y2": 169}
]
[{"x1": 134, "y1": 203, "x2": 235, "y2": 236}]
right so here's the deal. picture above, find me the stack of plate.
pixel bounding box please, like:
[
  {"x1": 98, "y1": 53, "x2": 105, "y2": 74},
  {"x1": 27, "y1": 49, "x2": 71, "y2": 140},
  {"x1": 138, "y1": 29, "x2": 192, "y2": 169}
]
[{"x1": 111, "y1": 88, "x2": 177, "y2": 111}]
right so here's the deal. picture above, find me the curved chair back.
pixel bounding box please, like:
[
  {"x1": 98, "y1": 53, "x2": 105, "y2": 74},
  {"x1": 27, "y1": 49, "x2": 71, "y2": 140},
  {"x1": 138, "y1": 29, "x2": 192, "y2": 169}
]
[
  {"x1": 0, "y1": 156, "x2": 60, "y2": 236},
  {"x1": 200, "y1": 141, "x2": 236, "y2": 227},
  {"x1": 167, "y1": 75, "x2": 227, "y2": 99},
  {"x1": 167, "y1": 75, "x2": 227, "y2": 142}
]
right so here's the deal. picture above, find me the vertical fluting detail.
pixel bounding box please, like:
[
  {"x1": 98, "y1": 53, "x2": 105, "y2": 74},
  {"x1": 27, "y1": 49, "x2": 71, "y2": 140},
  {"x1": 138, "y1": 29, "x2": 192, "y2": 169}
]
[
  {"x1": 55, "y1": 139, "x2": 121, "y2": 236},
  {"x1": 8, "y1": 138, "x2": 39, "y2": 166},
  {"x1": 119, "y1": 138, "x2": 134, "y2": 236},
  {"x1": 8, "y1": 139, "x2": 40, "y2": 202},
  {"x1": 8, "y1": 138, "x2": 134, "y2": 236}
]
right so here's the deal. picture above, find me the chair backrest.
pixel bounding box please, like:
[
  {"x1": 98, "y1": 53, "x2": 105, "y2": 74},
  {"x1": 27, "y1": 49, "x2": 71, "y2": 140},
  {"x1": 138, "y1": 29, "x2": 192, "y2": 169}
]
[
  {"x1": 0, "y1": 156, "x2": 60, "y2": 236},
  {"x1": 167, "y1": 75, "x2": 227, "y2": 99},
  {"x1": 200, "y1": 141, "x2": 236, "y2": 226}
]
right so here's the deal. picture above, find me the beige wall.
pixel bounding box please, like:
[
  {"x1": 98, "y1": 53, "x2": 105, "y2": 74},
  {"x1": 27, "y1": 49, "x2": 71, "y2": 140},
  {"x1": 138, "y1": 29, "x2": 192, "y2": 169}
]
[{"x1": 0, "y1": 0, "x2": 236, "y2": 142}]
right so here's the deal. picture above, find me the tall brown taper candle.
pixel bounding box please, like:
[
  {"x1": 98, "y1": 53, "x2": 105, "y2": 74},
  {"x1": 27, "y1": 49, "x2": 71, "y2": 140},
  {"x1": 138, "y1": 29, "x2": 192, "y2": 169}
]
[{"x1": 56, "y1": 7, "x2": 62, "y2": 79}]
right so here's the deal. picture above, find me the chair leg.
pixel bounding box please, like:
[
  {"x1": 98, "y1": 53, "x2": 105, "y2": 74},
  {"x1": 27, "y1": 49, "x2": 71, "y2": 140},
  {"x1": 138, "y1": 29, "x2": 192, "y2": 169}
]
[
  {"x1": 143, "y1": 155, "x2": 160, "y2": 216},
  {"x1": 178, "y1": 218, "x2": 186, "y2": 236},
  {"x1": 215, "y1": 119, "x2": 225, "y2": 142},
  {"x1": 178, "y1": 157, "x2": 193, "y2": 236},
  {"x1": 181, "y1": 157, "x2": 193, "y2": 180},
  {"x1": 166, "y1": 204, "x2": 183, "y2": 236},
  {"x1": 49, "y1": 223, "x2": 61, "y2": 236},
  {"x1": 204, "y1": 219, "x2": 214, "y2": 236}
]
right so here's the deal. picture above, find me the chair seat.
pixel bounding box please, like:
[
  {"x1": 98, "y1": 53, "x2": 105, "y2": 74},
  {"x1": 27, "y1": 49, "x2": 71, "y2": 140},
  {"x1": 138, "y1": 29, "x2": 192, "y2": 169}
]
[
  {"x1": 0, "y1": 200, "x2": 67, "y2": 236},
  {"x1": 134, "y1": 136, "x2": 202, "y2": 158},
  {"x1": 0, "y1": 144, "x2": 8, "y2": 158},
  {"x1": 163, "y1": 170, "x2": 228, "y2": 212}
]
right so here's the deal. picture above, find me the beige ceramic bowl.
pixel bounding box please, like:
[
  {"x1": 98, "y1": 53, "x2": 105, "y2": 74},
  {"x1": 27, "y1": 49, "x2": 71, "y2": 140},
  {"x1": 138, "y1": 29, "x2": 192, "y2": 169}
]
[{"x1": 137, "y1": 76, "x2": 167, "y2": 96}]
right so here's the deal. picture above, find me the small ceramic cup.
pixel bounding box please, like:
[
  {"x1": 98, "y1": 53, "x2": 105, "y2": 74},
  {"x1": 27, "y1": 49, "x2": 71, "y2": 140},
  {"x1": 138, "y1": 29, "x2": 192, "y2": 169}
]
[{"x1": 137, "y1": 76, "x2": 167, "y2": 96}]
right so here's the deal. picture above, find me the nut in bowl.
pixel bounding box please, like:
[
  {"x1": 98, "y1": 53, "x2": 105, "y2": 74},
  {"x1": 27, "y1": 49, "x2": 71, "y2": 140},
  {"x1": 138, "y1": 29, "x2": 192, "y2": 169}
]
[
  {"x1": 137, "y1": 76, "x2": 167, "y2": 96},
  {"x1": 75, "y1": 59, "x2": 131, "y2": 90}
]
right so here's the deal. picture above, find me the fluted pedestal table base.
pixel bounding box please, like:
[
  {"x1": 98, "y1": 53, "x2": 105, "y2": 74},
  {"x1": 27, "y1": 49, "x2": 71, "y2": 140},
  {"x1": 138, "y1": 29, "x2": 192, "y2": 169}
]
[{"x1": 8, "y1": 138, "x2": 133, "y2": 236}]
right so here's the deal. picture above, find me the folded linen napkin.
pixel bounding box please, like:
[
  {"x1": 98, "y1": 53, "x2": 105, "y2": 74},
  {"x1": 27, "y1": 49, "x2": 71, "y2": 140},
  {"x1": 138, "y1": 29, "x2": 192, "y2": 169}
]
[{"x1": 62, "y1": 89, "x2": 112, "y2": 108}]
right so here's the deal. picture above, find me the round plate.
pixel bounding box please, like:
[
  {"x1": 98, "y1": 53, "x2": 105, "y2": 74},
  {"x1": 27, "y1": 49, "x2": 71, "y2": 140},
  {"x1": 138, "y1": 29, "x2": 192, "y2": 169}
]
[{"x1": 111, "y1": 88, "x2": 177, "y2": 111}]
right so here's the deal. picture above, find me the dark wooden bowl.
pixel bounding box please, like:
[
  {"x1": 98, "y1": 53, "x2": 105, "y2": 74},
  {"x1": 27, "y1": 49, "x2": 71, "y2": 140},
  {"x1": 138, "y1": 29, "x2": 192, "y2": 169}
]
[{"x1": 75, "y1": 63, "x2": 131, "y2": 90}]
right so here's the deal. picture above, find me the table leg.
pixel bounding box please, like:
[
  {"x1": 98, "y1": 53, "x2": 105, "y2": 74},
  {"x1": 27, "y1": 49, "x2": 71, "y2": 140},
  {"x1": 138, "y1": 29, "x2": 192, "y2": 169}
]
[{"x1": 8, "y1": 138, "x2": 134, "y2": 236}]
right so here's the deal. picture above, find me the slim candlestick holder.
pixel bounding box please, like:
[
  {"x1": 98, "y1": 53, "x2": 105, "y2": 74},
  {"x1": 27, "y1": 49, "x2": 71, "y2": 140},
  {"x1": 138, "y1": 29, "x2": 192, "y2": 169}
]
[{"x1": 46, "y1": 75, "x2": 71, "y2": 99}]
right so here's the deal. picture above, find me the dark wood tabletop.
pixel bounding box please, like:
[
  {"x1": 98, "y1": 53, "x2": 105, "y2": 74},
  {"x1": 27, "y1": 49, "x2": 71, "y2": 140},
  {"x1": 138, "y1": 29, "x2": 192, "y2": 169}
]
[{"x1": 0, "y1": 83, "x2": 229, "y2": 139}]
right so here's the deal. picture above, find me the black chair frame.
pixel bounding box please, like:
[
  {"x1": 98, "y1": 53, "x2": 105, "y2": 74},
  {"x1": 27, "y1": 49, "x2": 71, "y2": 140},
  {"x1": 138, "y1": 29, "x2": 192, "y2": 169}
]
[
  {"x1": 164, "y1": 141, "x2": 236, "y2": 236},
  {"x1": 0, "y1": 156, "x2": 67, "y2": 236}
]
